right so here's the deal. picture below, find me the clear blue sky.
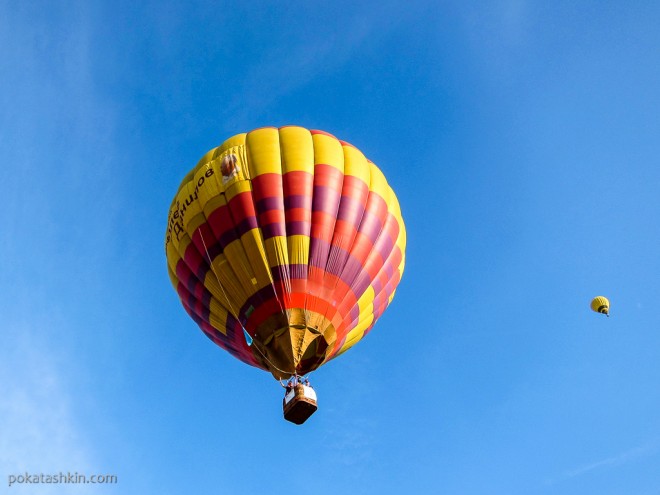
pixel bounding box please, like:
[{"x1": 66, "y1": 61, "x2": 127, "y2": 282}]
[{"x1": 2, "y1": 1, "x2": 659, "y2": 494}]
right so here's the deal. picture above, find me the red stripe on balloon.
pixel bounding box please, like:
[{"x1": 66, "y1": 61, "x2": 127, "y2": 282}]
[{"x1": 310, "y1": 129, "x2": 338, "y2": 139}]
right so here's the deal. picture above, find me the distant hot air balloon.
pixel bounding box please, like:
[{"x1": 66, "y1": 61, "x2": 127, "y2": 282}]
[
  {"x1": 591, "y1": 296, "x2": 610, "y2": 317},
  {"x1": 165, "y1": 126, "x2": 406, "y2": 423}
]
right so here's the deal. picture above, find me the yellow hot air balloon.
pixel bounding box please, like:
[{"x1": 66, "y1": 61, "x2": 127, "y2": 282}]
[
  {"x1": 165, "y1": 126, "x2": 406, "y2": 424},
  {"x1": 591, "y1": 296, "x2": 610, "y2": 317}
]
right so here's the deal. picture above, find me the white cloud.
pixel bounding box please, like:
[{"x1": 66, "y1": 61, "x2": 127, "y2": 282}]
[
  {"x1": 545, "y1": 440, "x2": 660, "y2": 485},
  {"x1": 222, "y1": 2, "x2": 414, "y2": 126},
  {"x1": 564, "y1": 443, "x2": 658, "y2": 478},
  {"x1": 0, "y1": 0, "x2": 122, "y2": 297},
  {"x1": 0, "y1": 322, "x2": 97, "y2": 494}
]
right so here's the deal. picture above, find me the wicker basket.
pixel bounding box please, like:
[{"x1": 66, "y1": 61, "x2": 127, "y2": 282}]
[{"x1": 283, "y1": 384, "x2": 318, "y2": 425}]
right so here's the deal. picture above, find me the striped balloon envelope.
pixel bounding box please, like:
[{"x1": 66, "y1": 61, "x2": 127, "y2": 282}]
[{"x1": 165, "y1": 126, "x2": 406, "y2": 379}]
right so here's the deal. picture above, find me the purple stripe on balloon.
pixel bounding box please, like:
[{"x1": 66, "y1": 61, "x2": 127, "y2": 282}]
[
  {"x1": 261, "y1": 222, "x2": 285, "y2": 238},
  {"x1": 312, "y1": 185, "x2": 341, "y2": 215},
  {"x1": 236, "y1": 216, "x2": 258, "y2": 237},
  {"x1": 183, "y1": 244, "x2": 211, "y2": 286},
  {"x1": 175, "y1": 260, "x2": 194, "y2": 291},
  {"x1": 181, "y1": 294, "x2": 210, "y2": 331},
  {"x1": 336, "y1": 194, "x2": 366, "y2": 224},
  {"x1": 194, "y1": 261, "x2": 209, "y2": 284},
  {"x1": 374, "y1": 214, "x2": 400, "y2": 250},
  {"x1": 220, "y1": 313, "x2": 243, "y2": 355},
  {"x1": 371, "y1": 277, "x2": 385, "y2": 297},
  {"x1": 189, "y1": 279, "x2": 212, "y2": 310},
  {"x1": 289, "y1": 263, "x2": 308, "y2": 280},
  {"x1": 195, "y1": 298, "x2": 209, "y2": 324},
  {"x1": 306, "y1": 237, "x2": 375, "y2": 294},
  {"x1": 309, "y1": 236, "x2": 330, "y2": 268},
  {"x1": 348, "y1": 305, "x2": 360, "y2": 324},
  {"x1": 285, "y1": 220, "x2": 311, "y2": 236},
  {"x1": 326, "y1": 245, "x2": 350, "y2": 277},
  {"x1": 190, "y1": 276, "x2": 203, "y2": 298},
  {"x1": 373, "y1": 232, "x2": 395, "y2": 263},
  {"x1": 218, "y1": 228, "x2": 239, "y2": 248},
  {"x1": 270, "y1": 265, "x2": 311, "y2": 288},
  {"x1": 380, "y1": 262, "x2": 395, "y2": 283},
  {"x1": 356, "y1": 209, "x2": 384, "y2": 246},
  {"x1": 386, "y1": 268, "x2": 401, "y2": 295},
  {"x1": 201, "y1": 287, "x2": 212, "y2": 309},
  {"x1": 372, "y1": 275, "x2": 397, "y2": 313},
  {"x1": 202, "y1": 240, "x2": 222, "y2": 262},
  {"x1": 351, "y1": 272, "x2": 372, "y2": 298},
  {"x1": 284, "y1": 195, "x2": 311, "y2": 209},
  {"x1": 186, "y1": 305, "x2": 202, "y2": 325},
  {"x1": 224, "y1": 313, "x2": 238, "y2": 341},
  {"x1": 340, "y1": 255, "x2": 364, "y2": 287},
  {"x1": 186, "y1": 288, "x2": 198, "y2": 313},
  {"x1": 372, "y1": 300, "x2": 385, "y2": 322},
  {"x1": 176, "y1": 283, "x2": 195, "y2": 312},
  {"x1": 256, "y1": 196, "x2": 284, "y2": 213},
  {"x1": 310, "y1": 239, "x2": 350, "y2": 282},
  {"x1": 377, "y1": 292, "x2": 394, "y2": 316},
  {"x1": 199, "y1": 300, "x2": 210, "y2": 323},
  {"x1": 270, "y1": 267, "x2": 291, "y2": 283},
  {"x1": 178, "y1": 261, "x2": 212, "y2": 307},
  {"x1": 186, "y1": 276, "x2": 205, "y2": 305},
  {"x1": 370, "y1": 221, "x2": 401, "y2": 280}
]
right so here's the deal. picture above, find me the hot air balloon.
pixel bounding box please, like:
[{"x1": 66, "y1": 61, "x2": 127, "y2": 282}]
[
  {"x1": 165, "y1": 126, "x2": 406, "y2": 423},
  {"x1": 591, "y1": 296, "x2": 610, "y2": 317}
]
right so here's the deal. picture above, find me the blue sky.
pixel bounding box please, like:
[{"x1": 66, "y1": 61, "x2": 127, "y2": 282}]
[{"x1": 2, "y1": 1, "x2": 659, "y2": 494}]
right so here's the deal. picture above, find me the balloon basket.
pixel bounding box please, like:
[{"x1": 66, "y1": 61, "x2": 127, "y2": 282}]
[{"x1": 283, "y1": 384, "x2": 318, "y2": 425}]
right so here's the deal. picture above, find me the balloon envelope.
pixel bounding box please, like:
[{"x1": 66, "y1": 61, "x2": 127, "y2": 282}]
[
  {"x1": 590, "y1": 296, "x2": 610, "y2": 316},
  {"x1": 165, "y1": 126, "x2": 406, "y2": 379}
]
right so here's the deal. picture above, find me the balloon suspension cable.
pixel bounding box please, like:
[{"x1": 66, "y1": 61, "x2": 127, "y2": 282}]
[
  {"x1": 199, "y1": 230, "x2": 245, "y2": 332},
  {"x1": 199, "y1": 163, "x2": 299, "y2": 379},
  {"x1": 279, "y1": 373, "x2": 312, "y2": 388},
  {"x1": 199, "y1": 229, "x2": 295, "y2": 379},
  {"x1": 252, "y1": 341, "x2": 296, "y2": 379}
]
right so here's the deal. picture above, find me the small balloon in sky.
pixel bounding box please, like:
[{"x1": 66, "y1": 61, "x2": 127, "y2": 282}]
[{"x1": 590, "y1": 296, "x2": 610, "y2": 317}]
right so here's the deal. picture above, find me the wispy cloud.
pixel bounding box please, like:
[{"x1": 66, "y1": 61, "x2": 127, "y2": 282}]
[
  {"x1": 0, "y1": 1, "x2": 122, "y2": 291},
  {"x1": 223, "y1": 2, "x2": 418, "y2": 127},
  {"x1": 0, "y1": 322, "x2": 96, "y2": 493},
  {"x1": 564, "y1": 443, "x2": 658, "y2": 478},
  {"x1": 546, "y1": 441, "x2": 660, "y2": 485}
]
